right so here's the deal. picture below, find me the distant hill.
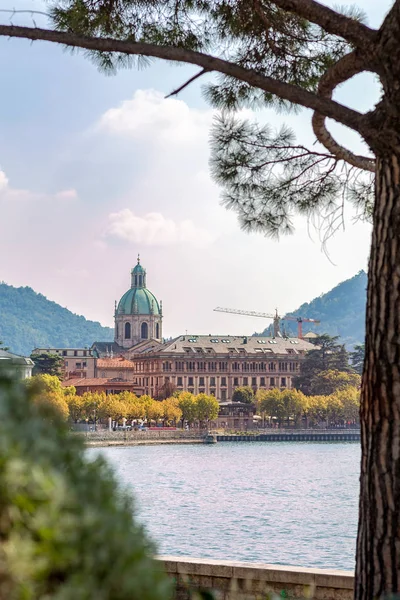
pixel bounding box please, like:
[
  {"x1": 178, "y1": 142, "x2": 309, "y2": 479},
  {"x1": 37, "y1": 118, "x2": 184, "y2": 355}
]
[
  {"x1": 0, "y1": 283, "x2": 113, "y2": 356},
  {"x1": 256, "y1": 271, "x2": 367, "y2": 348}
]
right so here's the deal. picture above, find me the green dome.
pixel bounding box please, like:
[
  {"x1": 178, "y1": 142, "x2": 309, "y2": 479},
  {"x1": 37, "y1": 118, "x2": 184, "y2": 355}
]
[
  {"x1": 117, "y1": 287, "x2": 160, "y2": 315},
  {"x1": 132, "y1": 262, "x2": 145, "y2": 274}
]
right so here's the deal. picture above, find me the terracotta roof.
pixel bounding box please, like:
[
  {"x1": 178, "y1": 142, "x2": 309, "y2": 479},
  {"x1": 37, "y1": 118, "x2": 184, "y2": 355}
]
[
  {"x1": 96, "y1": 358, "x2": 135, "y2": 369},
  {"x1": 62, "y1": 378, "x2": 137, "y2": 387}
]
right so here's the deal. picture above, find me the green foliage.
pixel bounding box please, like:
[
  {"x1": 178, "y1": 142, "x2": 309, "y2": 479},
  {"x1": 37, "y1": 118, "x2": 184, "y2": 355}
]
[
  {"x1": 257, "y1": 388, "x2": 306, "y2": 425},
  {"x1": 177, "y1": 392, "x2": 198, "y2": 425},
  {"x1": 195, "y1": 393, "x2": 220, "y2": 424},
  {"x1": 0, "y1": 377, "x2": 170, "y2": 599},
  {"x1": 293, "y1": 333, "x2": 353, "y2": 395},
  {"x1": 256, "y1": 271, "x2": 367, "y2": 348},
  {"x1": 350, "y1": 343, "x2": 365, "y2": 375},
  {"x1": 30, "y1": 352, "x2": 64, "y2": 378},
  {"x1": 232, "y1": 386, "x2": 255, "y2": 404},
  {"x1": 310, "y1": 369, "x2": 361, "y2": 396},
  {"x1": 0, "y1": 282, "x2": 113, "y2": 356}
]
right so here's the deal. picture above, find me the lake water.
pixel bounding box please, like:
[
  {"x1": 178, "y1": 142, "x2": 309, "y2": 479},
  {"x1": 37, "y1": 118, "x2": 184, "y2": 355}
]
[{"x1": 92, "y1": 442, "x2": 360, "y2": 570}]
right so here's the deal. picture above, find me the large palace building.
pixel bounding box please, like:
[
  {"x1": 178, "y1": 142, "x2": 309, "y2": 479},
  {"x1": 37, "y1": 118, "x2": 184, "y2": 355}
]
[{"x1": 35, "y1": 257, "x2": 316, "y2": 400}]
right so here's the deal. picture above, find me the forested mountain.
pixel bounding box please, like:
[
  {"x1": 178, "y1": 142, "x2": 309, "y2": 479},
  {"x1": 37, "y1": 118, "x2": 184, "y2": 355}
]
[
  {"x1": 0, "y1": 283, "x2": 113, "y2": 356},
  {"x1": 256, "y1": 271, "x2": 367, "y2": 348}
]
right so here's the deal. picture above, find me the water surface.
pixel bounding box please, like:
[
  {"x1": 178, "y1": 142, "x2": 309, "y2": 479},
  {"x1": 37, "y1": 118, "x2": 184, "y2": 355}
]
[{"x1": 92, "y1": 442, "x2": 360, "y2": 570}]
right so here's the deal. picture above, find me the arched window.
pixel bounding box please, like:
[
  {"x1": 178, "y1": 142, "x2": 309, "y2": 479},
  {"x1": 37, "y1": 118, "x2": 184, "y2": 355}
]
[
  {"x1": 116, "y1": 324, "x2": 119, "y2": 338},
  {"x1": 141, "y1": 322, "x2": 148, "y2": 339},
  {"x1": 124, "y1": 322, "x2": 131, "y2": 339},
  {"x1": 156, "y1": 323, "x2": 160, "y2": 339}
]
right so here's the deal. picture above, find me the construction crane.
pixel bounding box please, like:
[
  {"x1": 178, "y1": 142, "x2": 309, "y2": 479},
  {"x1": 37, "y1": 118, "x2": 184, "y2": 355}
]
[{"x1": 213, "y1": 307, "x2": 320, "y2": 339}]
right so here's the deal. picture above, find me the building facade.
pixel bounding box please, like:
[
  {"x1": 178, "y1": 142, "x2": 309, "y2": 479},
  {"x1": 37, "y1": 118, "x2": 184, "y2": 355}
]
[
  {"x1": 32, "y1": 347, "x2": 95, "y2": 379},
  {"x1": 126, "y1": 334, "x2": 315, "y2": 400},
  {"x1": 0, "y1": 349, "x2": 33, "y2": 379}
]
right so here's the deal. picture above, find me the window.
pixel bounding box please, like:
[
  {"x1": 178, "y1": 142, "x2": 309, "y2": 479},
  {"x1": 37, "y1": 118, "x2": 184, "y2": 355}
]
[
  {"x1": 260, "y1": 377, "x2": 265, "y2": 387},
  {"x1": 210, "y1": 377, "x2": 216, "y2": 386},
  {"x1": 63, "y1": 350, "x2": 67, "y2": 356},
  {"x1": 221, "y1": 377, "x2": 227, "y2": 386},
  {"x1": 141, "y1": 322, "x2": 148, "y2": 339},
  {"x1": 156, "y1": 323, "x2": 160, "y2": 338},
  {"x1": 221, "y1": 390, "x2": 227, "y2": 401},
  {"x1": 177, "y1": 377, "x2": 183, "y2": 386},
  {"x1": 252, "y1": 377, "x2": 257, "y2": 386},
  {"x1": 281, "y1": 377, "x2": 287, "y2": 388},
  {"x1": 125, "y1": 322, "x2": 131, "y2": 339},
  {"x1": 188, "y1": 338, "x2": 197, "y2": 343},
  {"x1": 199, "y1": 388, "x2": 205, "y2": 394},
  {"x1": 243, "y1": 377, "x2": 248, "y2": 385},
  {"x1": 83, "y1": 361, "x2": 87, "y2": 368},
  {"x1": 101, "y1": 371, "x2": 106, "y2": 378},
  {"x1": 65, "y1": 361, "x2": 68, "y2": 367},
  {"x1": 234, "y1": 377, "x2": 239, "y2": 386},
  {"x1": 84, "y1": 350, "x2": 87, "y2": 357},
  {"x1": 270, "y1": 377, "x2": 275, "y2": 386},
  {"x1": 210, "y1": 389, "x2": 216, "y2": 396},
  {"x1": 74, "y1": 350, "x2": 78, "y2": 357},
  {"x1": 188, "y1": 377, "x2": 194, "y2": 386},
  {"x1": 199, "y1": 377, "x2": 205, "y2": 386},
  {"x1": 76, "y1": 362, "x2": 81, "y2": 368}
]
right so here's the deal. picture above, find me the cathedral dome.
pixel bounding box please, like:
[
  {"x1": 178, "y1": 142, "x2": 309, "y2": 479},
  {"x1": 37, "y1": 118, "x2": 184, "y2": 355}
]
[
  {"x1": 114, "y1": 255, "x2": 163, "y2": 347},
  {"x1": 116, "y1": 255, "x2": 161, "y2": 316},
  {"x1": 117, "y1": 287, "x2": 160, "y2": 315}
]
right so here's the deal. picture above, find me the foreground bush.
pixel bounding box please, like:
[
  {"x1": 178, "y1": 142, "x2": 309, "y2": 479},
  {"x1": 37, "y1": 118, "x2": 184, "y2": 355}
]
[{"x1": 0, "y1": 377, "x2": 170, "y2": 600}]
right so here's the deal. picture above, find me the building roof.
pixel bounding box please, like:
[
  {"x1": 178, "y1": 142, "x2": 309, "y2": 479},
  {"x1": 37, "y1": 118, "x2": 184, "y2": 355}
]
[
  {"x1": 91, "y1": 342, "x2": 125, "y2": 357},
  {"x1": 97, "y1": 357, "x2": 135, "y2": 369},
  {"x1": 158, "y1": 335, "x2": 315, "y2": 356},
  {"x1": 117, "y1": 287, "x2": 160, "y2": 316},
  {"x1": 0, "y1": 349, "x2": 34, "y2": 366}
]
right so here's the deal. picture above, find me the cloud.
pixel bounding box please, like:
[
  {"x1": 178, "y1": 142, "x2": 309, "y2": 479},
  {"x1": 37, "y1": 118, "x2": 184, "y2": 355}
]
[
  {"x1": 0, "y1": 170, "x2": 9, "y2": 191},
  {"x1": 106, "y1": 209, "x2": 216, "y2": 248},
  {"x1": 98, "y1": 89, "x2": 213, "y2": 146},
  {"x1": 0, "y1": 169, "x2": 77, "y2": 202}
]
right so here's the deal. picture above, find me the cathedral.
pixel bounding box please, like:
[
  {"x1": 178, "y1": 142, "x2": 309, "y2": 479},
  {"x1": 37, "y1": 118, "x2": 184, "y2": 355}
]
[
  {"x1": 91, "y1": 256, "x2": 164, "y2": 358},
  {"x1": 114, "y1": 256, "x2": 163, "y2": 348}
]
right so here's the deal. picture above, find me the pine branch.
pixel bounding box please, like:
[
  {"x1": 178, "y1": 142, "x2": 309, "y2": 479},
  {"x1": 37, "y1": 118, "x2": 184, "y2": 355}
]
[
  {"x1": 165, "y1": 68, "x2": 208, "y2": 98},
  {"x1": 311, "y1": 50, "x2": 376, "y2": 172},
  {"x1": 271, "y1": 0, "x2": 377, "y2": 49},
  {"x1": 0, "y1": 23, "x2": 368, "y2": 135}
]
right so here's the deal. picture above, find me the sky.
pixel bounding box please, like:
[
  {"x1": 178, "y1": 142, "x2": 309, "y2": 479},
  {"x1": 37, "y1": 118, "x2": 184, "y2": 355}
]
[{"x1": 0, "y1": 0, "x2": 393, "y2": 338}]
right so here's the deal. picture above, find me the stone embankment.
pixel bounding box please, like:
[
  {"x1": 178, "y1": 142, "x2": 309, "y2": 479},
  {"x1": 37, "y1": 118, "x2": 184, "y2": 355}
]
[
  {"x1": 82, "y1": 430, "x2": 205, "y2": 447},
  {"x1": 157, "y1": 556, "x2": 354, "y2": 600},
  {"x1": 81, "y1": 428, "x2": 360, "y2": 447}
]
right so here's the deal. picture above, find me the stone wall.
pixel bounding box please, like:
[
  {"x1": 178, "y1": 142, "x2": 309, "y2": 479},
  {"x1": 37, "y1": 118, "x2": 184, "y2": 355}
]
[
  {"x1": 156, "y1": 556, "x2": 354, "y2": 600},
  {"x1": 81, "y1": 429, "x2": 205, "y2": 445}
]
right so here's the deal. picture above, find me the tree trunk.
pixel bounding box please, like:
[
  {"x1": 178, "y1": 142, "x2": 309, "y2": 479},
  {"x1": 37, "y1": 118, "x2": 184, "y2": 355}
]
[{"x1": 355, "y1": 154, "x2": 400, "y2": 599}]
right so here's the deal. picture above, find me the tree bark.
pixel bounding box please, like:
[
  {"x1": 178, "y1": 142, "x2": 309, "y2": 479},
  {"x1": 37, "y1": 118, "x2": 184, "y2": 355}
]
[{"x1": 356, "y1": 154, "x2": 400, "y2": 599}]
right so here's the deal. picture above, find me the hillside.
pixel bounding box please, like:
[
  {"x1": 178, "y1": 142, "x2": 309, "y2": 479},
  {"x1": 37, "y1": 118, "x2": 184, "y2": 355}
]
[
  {"x1": 0, "y1": 283, "x2": 113, "y2": 356},
  {"x1": 256, "y1": 271, "x2": 367, "y2": 348}
]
